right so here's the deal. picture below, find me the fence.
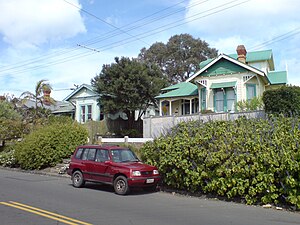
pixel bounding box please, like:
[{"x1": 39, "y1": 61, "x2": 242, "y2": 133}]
[
  {"x1": 96, "y1": 136, "x2": 153, "y2": 144},
  {"x1": 143, "y1": 110, "x2": 265, "y2": 138}
]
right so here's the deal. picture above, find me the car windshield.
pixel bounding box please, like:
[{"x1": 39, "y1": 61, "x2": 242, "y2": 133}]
[{"x1": 111, "y1": 149, "x2": 140, "y2": 163}]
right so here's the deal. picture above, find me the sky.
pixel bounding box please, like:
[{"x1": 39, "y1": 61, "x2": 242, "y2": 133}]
[{"x1": 0, "y1": 0, "x2": 300, "y2": 101}]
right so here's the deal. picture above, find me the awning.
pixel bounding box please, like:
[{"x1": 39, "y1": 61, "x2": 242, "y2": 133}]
[{"x1": 210, "y1": 81, "x2": 237, "y2": 89}]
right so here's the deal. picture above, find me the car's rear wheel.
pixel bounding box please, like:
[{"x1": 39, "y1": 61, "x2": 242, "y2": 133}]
[
  {"x1": 114, "y1": 176, "x2": 129, "y2": 195},
  {"x1": 72, "y1": 170, "x2": 85, "y2": 188}
]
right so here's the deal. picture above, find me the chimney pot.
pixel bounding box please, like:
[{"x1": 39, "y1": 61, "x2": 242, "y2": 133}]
[{"x1": 236, "y1": 45, "x2": 247, "y2": 63}]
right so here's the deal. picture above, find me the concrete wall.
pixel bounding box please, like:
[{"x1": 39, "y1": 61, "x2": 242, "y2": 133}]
[{"x1": 143, "y1": 111, "x2": 265, "y2": 138}]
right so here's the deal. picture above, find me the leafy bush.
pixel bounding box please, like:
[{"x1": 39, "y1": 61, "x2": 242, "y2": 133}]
[
  {"x1": 263, "y1": 85, "x2": 300, "y2": 116},
  {"x1": 0, "y1": 150, "x2": 17, "y2": 167},
  {"x1": 14, "y1": 120, "x2": 88, "y2": 170},
  {"x1": 237, "y1": 96, "x2": 264, "y2": 112},
  {"x1": 141, "y1": 116, "x2": 300, "y2": 208}
]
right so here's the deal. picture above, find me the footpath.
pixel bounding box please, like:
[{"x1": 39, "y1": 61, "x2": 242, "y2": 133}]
[{"x1": 0, "y1": 159, "x2": 70, "y2": 178}]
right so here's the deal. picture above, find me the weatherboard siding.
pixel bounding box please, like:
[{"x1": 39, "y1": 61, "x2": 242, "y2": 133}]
[{"x1": 199, "y1": 59, "x2": 248, "y2": 77}]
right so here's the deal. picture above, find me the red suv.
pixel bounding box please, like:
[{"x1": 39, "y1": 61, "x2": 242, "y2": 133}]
[{"x1": 67, "y1": 145, "x2": 160, "y2": 195}]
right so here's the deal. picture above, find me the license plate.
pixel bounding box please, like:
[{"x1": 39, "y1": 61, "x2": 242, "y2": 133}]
[{"x1": 146, "y1": 178, "x2": 154, "y2": 184}]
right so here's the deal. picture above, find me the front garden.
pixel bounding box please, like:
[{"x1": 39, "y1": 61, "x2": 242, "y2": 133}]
[{"x1": 141, "y1": 116, "x2": 300, "y2": 209}]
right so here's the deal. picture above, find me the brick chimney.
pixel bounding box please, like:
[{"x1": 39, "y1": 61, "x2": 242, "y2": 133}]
[
  {"x1": 43, "y1": 87, "x2": 51, "y2": 106},
  {"x1": 236, "y1": 45, "x2": 247, "y2": 63}
]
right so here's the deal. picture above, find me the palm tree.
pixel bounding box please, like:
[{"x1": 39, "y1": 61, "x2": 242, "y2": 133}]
[{"x1": 20, "y1": 79, "x2": 55, "y2": 118}]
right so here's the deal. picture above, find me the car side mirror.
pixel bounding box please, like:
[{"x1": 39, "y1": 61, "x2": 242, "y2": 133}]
[{"x1": 104, "y1": 160, "x2": 112, "y2": 165}]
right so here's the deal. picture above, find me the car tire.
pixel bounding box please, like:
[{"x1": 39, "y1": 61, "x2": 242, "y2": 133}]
[
  {"x1": 72, "y1": 170, "x2": 85, "y2": 188},
  {"x1": 114, "y1": 176, "x2": 129, "y2": 195}
]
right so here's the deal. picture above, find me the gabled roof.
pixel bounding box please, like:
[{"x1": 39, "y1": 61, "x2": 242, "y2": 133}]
[
  {"x1": 267, "y1": 71, "x2": 287, "y2": 85},
  {"x1": 51, "y1": 101, "x2": 75, "y2": 114},
  {"x1": 228, "y1": 49, "x2": 273, "y2": 62},
  {"x1": 200, "y1": 49, "x2": 274, "y2": 69},
  {"x1": 187, "y1": 54, "x2": 266, "y2": 83},
  {"x1": 156, "y1": 82, "x2": 198, "y2": 99},
  {"x1": 63, "y1": 84, "x2": 99, "y2": 101}
]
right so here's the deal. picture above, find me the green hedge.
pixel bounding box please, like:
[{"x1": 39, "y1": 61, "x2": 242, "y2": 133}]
[
  {"x1": 263, "y1": 85, "x2": 300, "y2": 116},
  {"x1": 141, "y1": 116, "x2": 300, "y2": 208},
  {"x1": 14, "y1": 120, "x2": 88, "y2": 170}
]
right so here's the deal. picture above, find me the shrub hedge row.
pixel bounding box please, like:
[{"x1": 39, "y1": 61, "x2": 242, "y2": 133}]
[
  {"x1": 14, "y1": 120, "x2": 88, "y2": 170},
  {"x1": 263, "y1": 85, "x2": 300, "y2": 116},
  {"x1": 141, "y1": 116, "x2": 300, "y2": 208}
]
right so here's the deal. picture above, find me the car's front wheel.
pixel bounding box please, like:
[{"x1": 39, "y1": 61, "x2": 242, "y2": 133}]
[
  {"x1": 72, "y1": 170, "x2": 85, "y2": 188},
  {"x1": 114, "y1": 176, "x2": 129, "y2": 195}
]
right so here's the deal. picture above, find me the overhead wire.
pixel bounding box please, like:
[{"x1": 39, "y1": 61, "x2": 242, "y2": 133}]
[
  {"x1": 249, "y1": 27, "x2": 300, "y2": 50},
  {"x1": 1, "y1": 0, "x2": 219, "y2": 75},
  {"x1": 0, "y1": 0, "x2": 215, "y2": 75},
  {"x1": 79, "y1": 0, "x2": 209, "y2": 46},
  {"x1": 0, "y1": 0, "x2": 191, "y2": 74},
  {"x1": 0, "y1": 0, "x2": 253, "y2": 76},
  {"x1": 93, "y1": 0, "x2": 251, "y2": 51},
  {"x1": 63, "y1": 0, "x2": 150, "y2": 47}
]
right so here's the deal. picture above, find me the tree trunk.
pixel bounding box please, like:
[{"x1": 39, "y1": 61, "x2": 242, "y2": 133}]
[{"x1": 126, "y1": 110, "x2": 135, "y2": 130}]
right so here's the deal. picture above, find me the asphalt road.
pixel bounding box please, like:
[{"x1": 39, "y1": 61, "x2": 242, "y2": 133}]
[{"x1": 1, "y1": 168, "x2": 300, "y2": 225}]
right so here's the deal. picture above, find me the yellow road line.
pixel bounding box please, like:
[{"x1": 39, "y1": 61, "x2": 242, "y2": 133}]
[{"x1": 0, "y1": 201, "x2": 93, "y2": 225}]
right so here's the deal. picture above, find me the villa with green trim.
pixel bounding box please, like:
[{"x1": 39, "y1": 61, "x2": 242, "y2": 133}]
[{"x1": 156, "y1": 45, "x2": 287, "y2": 115}]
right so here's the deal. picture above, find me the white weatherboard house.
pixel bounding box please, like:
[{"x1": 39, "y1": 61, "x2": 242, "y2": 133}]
[
  {"x1": 63, "y1": 84, "x2": 102, "y2": 123},
  {"x1": 156, "y1": 45, "x2": 287, "y2": 115}
]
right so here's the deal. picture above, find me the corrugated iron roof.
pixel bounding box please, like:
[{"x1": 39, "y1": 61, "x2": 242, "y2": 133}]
[
  {"x1": 210, "y1": 81, "x2": 237, "y2": 89},
  {"x1": 200, "y1": 49, "x2": 273, "y2": 69},
  {"x1": 156, "y1": 82, "x2": 198, "y2": 99},
  {"x1": 267, "y1": 71, "x2": 287, "y2": 84}
]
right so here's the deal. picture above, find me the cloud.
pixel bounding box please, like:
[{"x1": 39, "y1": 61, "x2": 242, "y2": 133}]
[
  {"x1": 185, "y1": 0, "x2": 300, "y2": 39},
  {"x1": 0, "y1": 0, "x2": 86, "y2": 48},
  {"x1": 0, "y1": 43, "x2": 140, "y2": 100},
  {"x1": 184, "y1": 0, "x2": 300, "y2": 86}
]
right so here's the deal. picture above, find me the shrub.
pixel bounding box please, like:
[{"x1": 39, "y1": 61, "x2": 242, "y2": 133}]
[
  {"x1": 14, "y1": 121, "x2": 88, "y2": 170},
  {"x1": 141, "y1": 116, "x2": 300, "y2": 208},
  {"x1": 0, "y1": 150, "x2": 17, "y2": 167},
  {"x1": 263, "y1": 85, "x2": 300, "y2": 116},
  {"x1": 237, "y1": 96, "x2": 264, "y2": 112}
]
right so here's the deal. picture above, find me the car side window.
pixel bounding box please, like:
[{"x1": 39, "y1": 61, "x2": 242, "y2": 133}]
[
  {"x1": 81, "y1": 149, "x2": 89, "y2": 160},
  {"x1": 95, "y1": 149, "x2": 109, "y2": 162},
  {"x1": 87, "y1": 148, "x2": 96, "y2": 161},
  {"x1": 75, "y1": 148, "x2": 83, "y2": 159}
]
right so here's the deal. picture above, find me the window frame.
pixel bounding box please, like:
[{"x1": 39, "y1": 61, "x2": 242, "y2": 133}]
[
  {"x1": 80, "y1": 104, "x2": 93, "y2": 123},
  {"x1": 95, "y1": 149, "x2": 109, "y2": 162},
  {"x1": 246, "y1": 84, "x2": 257, "y2": 101},
  {"x1": 200, "y1": 88, "x2": 206, "y2": 111}
]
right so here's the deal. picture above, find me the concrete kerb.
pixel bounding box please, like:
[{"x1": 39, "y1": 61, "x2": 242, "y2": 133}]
[{"x1": 0, "y1": 166, "x2": 70, "y2": 179}]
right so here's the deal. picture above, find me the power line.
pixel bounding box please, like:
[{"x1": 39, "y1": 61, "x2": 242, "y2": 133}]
[
  {"x1": 63, "y1": 0, "x2": 150, "y2": 47},
  {"x1": 77, "y1": 44, "x2": 100, "y2": 52},
  {"x1": 0, "y1": 0, "x2": 190, "y2": 74},
  {"x1": 0, "y1": 0, "x2": 251, "y2": 76},
  {"x1": 79, "y1": 0, "x2": 209, "y2": 46},
  {"x1": 0, "y1": 0, "x2": 210, "y2": 75},
  {"x1": 249, "y1": 27, "x2": 300, "y2": 50},
  {"x1": 94, "y1": 0, "x2": 251, "y2": 51}
]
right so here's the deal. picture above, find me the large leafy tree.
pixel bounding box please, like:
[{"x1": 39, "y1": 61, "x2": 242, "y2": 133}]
[
  {"x1": 139, "y1": 33, "x2": 218, "y2": 83},
  {"x1": 91, "y1": 57, "x2": 167, "y2": 128}
]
